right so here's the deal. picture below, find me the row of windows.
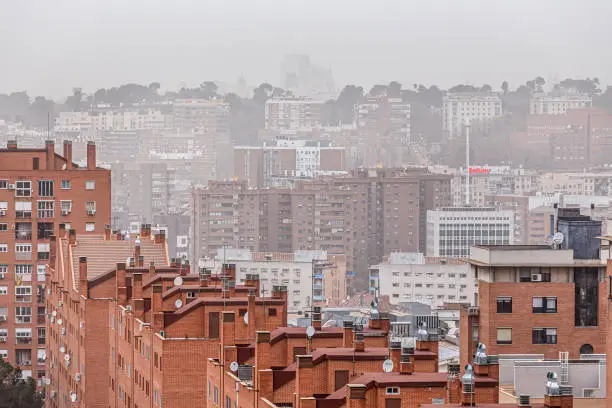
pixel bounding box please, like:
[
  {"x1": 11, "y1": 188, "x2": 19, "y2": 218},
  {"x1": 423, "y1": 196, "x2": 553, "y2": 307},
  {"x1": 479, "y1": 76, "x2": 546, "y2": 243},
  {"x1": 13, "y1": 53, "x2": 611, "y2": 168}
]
[
  {"x1": 392, "y1": 282, "x2": 467, "y2": 289},
  {"x1": 390, "y1": 271, "x2": 467, "y2": 279},
  {"x1": 497, "y1": 327, "x2": 557, "y2": 345},
  {"x1": 0, "y1": 179, "x2": 95, "y2": 196},
  {"x1": 0, "y1": 200, "x2": 96, "y2": 217},
  {"x1": 497, "y1": 296, "x2": 557, "y2": 314}
]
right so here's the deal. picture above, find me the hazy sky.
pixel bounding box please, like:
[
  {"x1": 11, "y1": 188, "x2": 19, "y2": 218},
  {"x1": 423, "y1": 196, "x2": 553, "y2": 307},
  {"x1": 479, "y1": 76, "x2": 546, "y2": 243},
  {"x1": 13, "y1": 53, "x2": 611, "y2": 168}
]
[{"x1": 1, "y1": 0, "x2": 610, "y2": 99}]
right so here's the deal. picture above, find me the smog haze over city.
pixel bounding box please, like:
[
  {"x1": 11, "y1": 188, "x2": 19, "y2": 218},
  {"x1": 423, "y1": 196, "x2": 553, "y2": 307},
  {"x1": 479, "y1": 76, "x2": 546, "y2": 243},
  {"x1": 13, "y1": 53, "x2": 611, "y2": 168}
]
[{"x1": 3, "y1": 1, "x2": 612, "y2": 407}]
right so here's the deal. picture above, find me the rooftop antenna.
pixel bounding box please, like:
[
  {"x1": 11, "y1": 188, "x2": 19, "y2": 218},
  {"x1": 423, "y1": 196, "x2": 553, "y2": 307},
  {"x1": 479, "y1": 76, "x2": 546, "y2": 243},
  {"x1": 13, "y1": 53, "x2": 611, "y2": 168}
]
[{"x1": 465, "y1": 123, "x2": 471, "y2": 206}]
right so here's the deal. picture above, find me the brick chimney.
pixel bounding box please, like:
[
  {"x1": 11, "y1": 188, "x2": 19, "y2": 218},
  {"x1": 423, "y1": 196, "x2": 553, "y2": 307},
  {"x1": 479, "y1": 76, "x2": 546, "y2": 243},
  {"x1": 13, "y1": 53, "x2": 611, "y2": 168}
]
[
  {"x1": 137, "y1": 255, "x2": 144, "y2": 268},
  {"x1": 104, "y1": 224, "x2": 111, "y2": 241},
  {"x1": 6, "y1": 140, "x2": 17, "y2": 149},
  {"x1": 49, "y1": 235, "x2": 57, "y2": 272},
  {"x1": 312, "y1": 306, "x2": 322, "y2": 330},
  {"x1": 272, "y1": 285, "x2": 288, "y2": 300},
  {"x1": 353, "y1": 332, "x2": 365, "y2": 352},
  {"x1": 296, "y1": 355, "x2": 315, "y2": 403},
  {"x1": 343, "y1": 320, "x2": 354, "y2": 348},
  {"x1": 247, "y1": 289, "x2": 256, "y2": 341},
  {"x1": 400, "y1": 352, "x2": 414, "y2": 375},
  {"x1": 152, "y1": 284, "x2": 164, "y2": 332},
  {"x1": 86, "y1": 141, "x2": 96, "y2": 170},
  {"x1": 68, "y1": 229, "x2": 77, "y2": 246},
  {"x1": 63, "y1": 140, "x2": 73, "y2": 169},
  {"x1": 244, "y1": 274, "x2": 260, "y2": 294},
  {"x1": 199, "y1": 268, "x2": 209, "y2": 287},
  {"x1": 389, "y1": 340, "x2": 402, "y2": 373},
  {"x1": 154, "y1": 230, "x2": 165, "y2": 245},
  {"x1": 347, "y1": 384, "x2": 367, "y2": 408},
  {"x1": 79, "y1": 257, "x2": 88, "y2": 298},
  {"x1": 134, "y1": 238, "x2": 141, "y2": 265},
  {"x1": 45, "y1": 140, "x2": 55, "y2": 170},
  {"x1": 223, "y1": 263, "x2": 236, "y2": 281},
  {"x1": 116, "y1": 262, "x2": 127, "y2": 306},
  {"x1": 58, "y1": 223, "x2": 66, "y2": 239},
  {"x1": 221, "y1": 311, "x2": 236, "y2": 346}
]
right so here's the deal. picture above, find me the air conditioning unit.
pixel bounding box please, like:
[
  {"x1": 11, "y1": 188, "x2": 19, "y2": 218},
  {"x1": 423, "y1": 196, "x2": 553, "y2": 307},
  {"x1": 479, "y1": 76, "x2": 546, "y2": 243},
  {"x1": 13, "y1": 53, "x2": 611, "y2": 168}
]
[
  {"x1": 58, "y1": 301, "x2": 63, "y2": 307},
  {"x1": 87, "y1": 210, "x2": 96, "y2": 216},
  {"x1": 0, "y1": 316, "x2": 6, "y2": 322},
  {"x1": 0, "y1": 336, "x2": 6, "y2": 343},
  {"x1": 75, "y1": 373, "x2": 81, "y2": 382},
  {"x1": 61, "y1": 210, "x2": 70, "y2": 216},
  {"x1": 0, "y1": 210, "x2": 5, "y2": 216},
  {"x1": 126, "y1": 305, "x2": 132, "y2": 312},
  {"x1": 531, "y1": 274, "x2": 543, "y2": 282},
  {"x1": 7, "y1": 184, "x2": 15, "y2": 190}
]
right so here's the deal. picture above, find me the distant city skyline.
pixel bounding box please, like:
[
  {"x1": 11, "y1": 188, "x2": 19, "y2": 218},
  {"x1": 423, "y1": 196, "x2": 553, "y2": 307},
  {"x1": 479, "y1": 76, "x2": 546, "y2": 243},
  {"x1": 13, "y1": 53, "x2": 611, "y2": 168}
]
[{"x1": 1, "y1": 0, "x2": 610, "y2": 98}]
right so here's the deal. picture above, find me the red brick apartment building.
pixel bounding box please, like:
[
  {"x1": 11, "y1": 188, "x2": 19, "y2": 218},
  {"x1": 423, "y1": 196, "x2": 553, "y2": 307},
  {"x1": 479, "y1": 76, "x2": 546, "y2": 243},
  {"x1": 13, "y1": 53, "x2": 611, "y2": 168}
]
[
  {"x1": 46, "y1": 224, "x2": 288, "y2": 407},
  {"x1": 0, "y1": 139, "x2": 110, "y2": 382}
]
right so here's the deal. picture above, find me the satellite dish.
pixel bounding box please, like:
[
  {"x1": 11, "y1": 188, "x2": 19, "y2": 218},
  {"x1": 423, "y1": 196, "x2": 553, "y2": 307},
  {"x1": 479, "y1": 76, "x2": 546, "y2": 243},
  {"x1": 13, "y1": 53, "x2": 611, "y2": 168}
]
[
  {"x1": 59, "y1": 346, "x2": 65, "y2": 353},
  {"x1": 70, "y1": 392, "x2": 77, "y2": 403},
  {"x1": 306, "y1": 326, "x2": 316, "y2": 338},
  {"x1": 64, "y1": 354, "x2": 71, "y2": 361},
  {"x1": 382, "y1": 359, "x2": 394, "y2": 373},
  {"x1": 243, "y1": 312, "x2": 248, "y2": 324},
  {"x1": 57, "y1": 319, "x2": 63, "y2": 326},
  {"x1": 230, "y1": 361, "x2": 239, "y2": 372},
  {"x1": 174, "y1": 276, "x2": 183, "y2": 286},
  {"x1": 44, "y1": 378, "x2": 51, "y2": 385},
  {"x1": 52, "y1": 311, "x2": 57, "y2": 317},
  {"x1": 175, "y1": 299, "x2": 183, "y2": 309},
  {"x1": 552, "y1": 232, "x2": 564, "y2": 245}
]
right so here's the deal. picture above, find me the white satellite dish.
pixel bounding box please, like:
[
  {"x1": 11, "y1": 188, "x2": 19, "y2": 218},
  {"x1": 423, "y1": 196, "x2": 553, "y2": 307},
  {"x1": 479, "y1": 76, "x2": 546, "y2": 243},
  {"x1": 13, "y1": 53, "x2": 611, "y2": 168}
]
[
  {"x1": 59, "y1": 346, "x2": 65, "y2": 353},
  {"x1": 50, "y1": 316, "x2": 55, "y2": 323},
  {"x1": 230, "y1": 361, "x2": 239, "y2": 372},
  {"x1": 382, "y1": 359, "x2": 394, "y2": 373},
  {"x1": 552, "y1": 232, "x2": 564, "y2": 246},
  {"x1": 306, "y1": 326, "x2": 316, "y2": 338},
  {"x1": 174, "y1": 276, "x2": 183, "y2": 286},
  {"x1": 64, "y1": 354, "x2": 71, "y2": 361},
  {"x1": 57, "y1": 319, "x2": 63, "y2": 326},
  {"x1": 243, "y1": 312, "x2": 248, "y2": 324},
  {"x1": 175, "y1": 299, "x2": 183, "y2": 309},
  {"x1": 44, "y1": 378, "x2": 51, "y2": 385},
  {"x1": 52, "y1": 311, "x2": 57, "y2": 317},
  {"x1": 70, "y1": 392, "x2": 77, "y2": 403}
]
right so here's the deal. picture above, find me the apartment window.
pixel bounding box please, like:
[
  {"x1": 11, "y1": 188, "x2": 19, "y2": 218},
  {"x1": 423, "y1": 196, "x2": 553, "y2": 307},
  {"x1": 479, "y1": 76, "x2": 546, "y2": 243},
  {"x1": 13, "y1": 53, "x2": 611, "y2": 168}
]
[
  {"x1": 0, "y1": 224, "x2": 7, "y2": 231},
  {"x1": 37, "y1": 201, "x2": 54, "y2": 218},
  {"x1": 0, "y1": 350, "x2": 7, "y2": 359},
  {"x1": 60, "y1": 200, "x2": 72, "y2": 214},
  {"x1": 0, "y1": 181, "x2": 7, "y2": 189},
  {"x1": 0, "y1": 245, "x2": 6, "y2": 253},
  {"x1": 268, "y1": 308, "x2": 277, "y2": 317},
  {"x1": 533, "y1": 297, "x2": 557, "y2": 313},
  {"x1": 37, "y1": 244, "x2": 50, "y2": 261},
  {"x1": 61, "y1": 180, "x2": 71, "y2": 190},
  {"x1": 37, "y1": 222, "x2": 53, "y2": 239},
  {"x1": 86, "y1": 201, "x2": 96, "y2": 214},
  {"x1": 16, "y1": 181, "x2": 31, "y2": 197},
  {"x1": 0, "y1": 265, "x2": 7, "y2": 279},
  {"x1": 386, "y1": 387, "x2": 400, "y2": 395},
  {"x1": 85, "y1": 223, "x2": 95, "y2": 232},
  {"x1": 533, "y1": 328, "x2": 557, "y2": 344},
  {"x1": 15, "y1": 202, "x2": 32, "y2": 218},
  {"x1": 15, "y1": 306, "x2": 32, "y2": 323},
  {"x1": 15, "y1": 286, "x2": 32, "y2": 303},
  {"x1": 15, "y1": 328, "x2": 32, "y2": 345},
  {"x1": 37, "y1": 181, "x2": 54, "y2": 197},
  {"x1": 15, "y1": 264, "x2": 33, "y2": 278},
  {"x1": 497, "y1": 328, "x2": 512, "y2": 345},
  {"x1": 0, "y1": 202, "x2": 7, "y2": 216},
  {"x1": 497, "y1": 297, "x2": 512, "y2": 313},
  {"x1": 85, "y1": 180, "x2": 95, "y2": 190}
]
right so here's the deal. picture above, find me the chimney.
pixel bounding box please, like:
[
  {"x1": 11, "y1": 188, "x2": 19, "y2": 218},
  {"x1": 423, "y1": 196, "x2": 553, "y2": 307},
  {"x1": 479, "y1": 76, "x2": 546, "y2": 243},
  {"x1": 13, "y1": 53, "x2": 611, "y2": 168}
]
[
  {"x1": 154, "y1": 230, "x2": 166, "y2": 245},
  {"x1": 79, "y1": 257, "x2": 88, "y2": 298},
  {"x1": 132, "y1": 273, "x2": 143, "y2": 300},
  {"x1": 45, "y1": 140, "x2": 55, "y2": 170},
  {"x1": 312, "y1": 306, "x2": 322, "y2": 330},
  {"x1": 86, "y1": 141, "x2": 96, "y2": 170},
  {"x1": 245, "y1": 274, "x2": 260, "y2": 294},
  {"x1": 63, "y1": 140, "x2": 73, "y2": 169},
  {"x1": 6, "y1": 140, "x2": 17, "y2": 149},
  {"x1": 181, "y1": 260, "x2": 190, "y2": 275},
  {"x1": 347, "y1": 384, "x2": 367, "y2": 408},
  {"x1": 272, "y1": 285, "x2": 288, "y2": 300},
  {"x1": 58, "y1": 223, "x2": 66, "y2": 239},
  {"x1": 152, "y1": 284, "x2": 164, "y2": 331},
  {"x1": 134, "y1": 239, "x2": 141, "y2": 265},
  {"x1": 49, "y1": 235, "x2": 57, "y2": 271},
  {"x1": 343, "y1": 320, "x2": 354, "y2": 348},
  {"x1": 221, "y1": 311, "x2": 236, "y2": 346},
  {"x1": 115, "y1": 230, "x2": 123, "y2": 240},
  {"x1": 400, "y1": 351, "x2": 414, "y2": 375},
  {"x1": 369, "y1": 315, "x2": 381, "y2": 330},
  {"x1": 149, "y1": 261, "x2": 155, "y2": 276},
  {"x1": 223, "y1": 263, "x2": 236, "y2": 281},
  {"x1": 247, "y1": 289, "x2": 256, "y2": 341},
  {"x1": 544, "y1": 373, "x2": 573, "y2": 408},
  {"x1": 116, "y1": 262, "x2": 127, "y2": 306},
  {"x1": 138, "y1": 256, "x2": 144, "y2": 268},
  {"x1": 461, "y1": 365, "x2": 476, "y2": 406},
  {"x1": 296, "y1": 355, "x2": 315, "y2": 402},
  {"x1": 140, "y1": 224, "x2": 152, "y2": 238},
  {"x1": 389, "y1": 340, "x2": 402, "y2": 373},
  {"x1": 199, "y1": 268, "x2": 209, "y2": 287},
  {"x1": 104, "y1": 224, "x2": 111, "y2": 240},
  {"x1": 68, "y1": 229, "x2": 77, "y2": 246},
  {"x1": 353, "y1": 332, "x2": 365, "y2": 352}
]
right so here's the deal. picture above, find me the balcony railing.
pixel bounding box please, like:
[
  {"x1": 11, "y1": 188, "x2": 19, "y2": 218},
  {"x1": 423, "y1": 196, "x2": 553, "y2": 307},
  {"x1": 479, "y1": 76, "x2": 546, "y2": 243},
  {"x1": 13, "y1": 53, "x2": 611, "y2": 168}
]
[
  {"x1": 15, "y1": 316, "x2": 32, "y2": 324},
  {"x1": 15, "y1": 233, "x2": 32, "y2": 241},
  {"x1": 37, "y1": 315, "x2": 45, "y2": 324},
  {"x1": 16, "y1": 337, "x2": 32, "y2": 345},
  {"x1": 38, "y1": 337, "x2": 45, "y2": 345},
  {"x1": 16, "y1": 360, "x2": 32, "y2": 366}
]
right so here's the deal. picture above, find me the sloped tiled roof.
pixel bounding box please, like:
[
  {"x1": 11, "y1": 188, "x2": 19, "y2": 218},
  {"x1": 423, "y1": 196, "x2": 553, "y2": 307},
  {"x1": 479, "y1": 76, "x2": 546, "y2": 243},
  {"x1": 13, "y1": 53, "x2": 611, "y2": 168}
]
[{"x1": 70, "y1": 236, "x2": 169, "y2": 289}]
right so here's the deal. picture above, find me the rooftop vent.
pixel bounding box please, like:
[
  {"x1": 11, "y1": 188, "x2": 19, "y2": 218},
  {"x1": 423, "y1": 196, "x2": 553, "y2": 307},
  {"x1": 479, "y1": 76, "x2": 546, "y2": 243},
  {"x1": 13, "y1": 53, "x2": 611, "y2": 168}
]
[
  {"x1": 545, "y1": 372, "x2": 560, "y2": 396},
  {"x1": 416, "y1": 321, "x2": 429, "y2": 341},
  {"x1": 474, "y1": 343, "x2": 488, "y2": 365},
  {"x1": 461, "y1": 364, "x2": 475, "y2": 394},
  {"x1": 518, "y1": 395, "x2": 530, "y2": 406}
]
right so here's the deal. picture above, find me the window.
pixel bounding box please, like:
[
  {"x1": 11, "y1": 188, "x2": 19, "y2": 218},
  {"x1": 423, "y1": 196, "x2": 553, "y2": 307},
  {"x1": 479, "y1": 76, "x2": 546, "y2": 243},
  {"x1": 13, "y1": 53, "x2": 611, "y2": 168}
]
[
  {"x1": 15, "y1": 244, "x2": 32, "y2": 253},
  {"x1": 60, "y1": 201, "x2": 72, "y2": 213},
  {"x1": 86, "y1": 223, "x2": 95, "y2": 232},
  {"x1": 15, "y1": 264, "x2": 33, "y2": 278},
  {"x1": 37, "y1": 201, "x2": 54, "y2": 218},
  {"x1": 15, "y1": 202, "x2": 32, "y2": 218},
  {"x1": 0, "y1": 202, "x2": 7, "y2": 215},
  {"x1": 533, "y1": 297, "x2": 557, "y2": 313},
  {"x1": 0, "y1": 181, "x2": 7, "y2": 189},
  {"x1": 86, "y1": 201, "x2": 96, "y2": 213},
  {"x1": 0, "y1": 245, "x2": 6, "y2": 253},
  {"x1": 532, "y1": 328, "x2": 557, "y2": 344},
  {"x1": 15, "y1": 306, "x2": 32, "y2": 323},
  {"x1": 386, "y1": 387, "x2": 400, "y2": 395},
  {"x1": 15, "y1": 286, "x2": 32, "y2": 302},
  {"x1": 37, "y1": 244, "x2": 50, "y2": 261},
  {"x1": 86, "y1": 180, "x2": 95, "y2": 190},
  {"x1": 0, "y1": 265, "x2": 7, "y2": 279},
  {"x1": 497, "y1": 328, "x2": 512, "y2": 345},
  {"x1": 0, "y1": 224, "x2": 7, "y2": 231},
  {"x1": 15, "y1": 328, "x2": 32, "y2": 344},
  {"x1": 0, "y1": 350, "x2": 7, "y2": 359},
  {"x1": 61, "y1": 180, "x2": 71, "y2": 190},
  {"x1": 0, "y1": 286, "x2": 7, "y2": 295},
  {"x1": 16, "y1": 181, "x2": 31, "y2": 197},
  {"x1": 497, "y1": 297, "x2": 512, "y2": 313},
  {"x1": 268, "y1": 308, "x2": 277, "y2": 316},
  {"x1": 37, "y1": 181, "x2": 54, "y2": 197}
]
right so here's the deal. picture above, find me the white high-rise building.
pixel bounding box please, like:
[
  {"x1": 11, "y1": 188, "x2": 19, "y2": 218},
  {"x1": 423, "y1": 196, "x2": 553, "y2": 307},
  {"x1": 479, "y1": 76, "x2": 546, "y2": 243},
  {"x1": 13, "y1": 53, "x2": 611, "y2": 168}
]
[
  {"x1": 442, "y1": 92, "x2": 502, "y2": 140},
  {"x1": 55, "y1": 108, "x2": 169, "y2": 132},
  {"x1": 530, "y1": 91, "x2": 592, "y2": 115},
  {"x1": 265, "y1": 97, "x2": 323, "y2": 131},
  {"x1": 426, "y1": 207, "x2": 514, "y2": 258}
]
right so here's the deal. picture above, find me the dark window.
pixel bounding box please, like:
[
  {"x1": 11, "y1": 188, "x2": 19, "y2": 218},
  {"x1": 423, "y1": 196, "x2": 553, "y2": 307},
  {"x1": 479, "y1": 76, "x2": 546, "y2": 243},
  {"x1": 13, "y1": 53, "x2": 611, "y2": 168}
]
[
  {"x1": 32, "y1": 158, "x2": 39, "y2": 170},
  {"x1": 37, "y1": 223, "x2": 54, "y2": 239},
  {"x1": 385, "y1": 398, "x2": 402, "y2": 408},
  {"x1": 334, "y1": 370, "x2": 349, "y2": 391},
  {"x1": 238, "y1": 309, "x2": 247, "y2": 316},
  {"x1": 532, "y1": 328, "x2": 557, "y2": 344},
  {"x1": 580, "y1": 344, "x2": 594, "y2": 355},
  {"x1": 209, "y1": 312, "x2": 220, "y2": 339},
  {"x1": 268, "y1": 308, "x2": 277, "y2": 317},
  {"x1": 292, "y1": 347, "x2": 306, "y2": 362},
  {"x1": 496, "y1": 297, "x2": 512, "y2": 313},
  {"x1": 532, "y1": 297, "x2": 557, "y2": 313}
]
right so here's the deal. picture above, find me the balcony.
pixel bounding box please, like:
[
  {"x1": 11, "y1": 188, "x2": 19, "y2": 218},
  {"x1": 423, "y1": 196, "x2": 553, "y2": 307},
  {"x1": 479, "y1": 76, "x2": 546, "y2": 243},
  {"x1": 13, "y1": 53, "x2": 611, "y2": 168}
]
[
  {"x1": 38, "y1": 337, "x2": 45, "y2": 345},
  {"x1": 15, "y1": 252, "x2": 32, "y2": 261},
  {"x1": 16, "y1": 295, "x2": 32, "y2": 303},
  {"x1": 37, "y1": 314, "x2": 45, "y2": 324},
  {"x1": 16, "y1": 337, "x2": 32, "y2": 345},
  {"x1": 15, "y1": 211, "x2": 32, "y2": 219},
  {"x1": 15, "y1": 233, "x2": 32, "y2": 241}
]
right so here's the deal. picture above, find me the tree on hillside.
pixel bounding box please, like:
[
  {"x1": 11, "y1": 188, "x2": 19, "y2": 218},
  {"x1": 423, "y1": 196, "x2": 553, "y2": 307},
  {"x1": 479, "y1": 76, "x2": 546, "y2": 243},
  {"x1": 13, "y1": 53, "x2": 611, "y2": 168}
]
[
  {"x1": 556, "y1": 77, "x2": 601, "y2": 96},
  {"x1": 501, "y1": 81, "x2": 509, "y2": 94},
  {"x1": 0, "y1": 357, "x2": 44, "y2": 408},
  {"x1": 525, "y1": 76, "x2": 545, "y2": 93},
  {"x1": 448, "y1": 84, "x2": 478, "y2": 93},
  {"x1": 387, "y1": 81, "x2": 402, "y2": 98}
]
